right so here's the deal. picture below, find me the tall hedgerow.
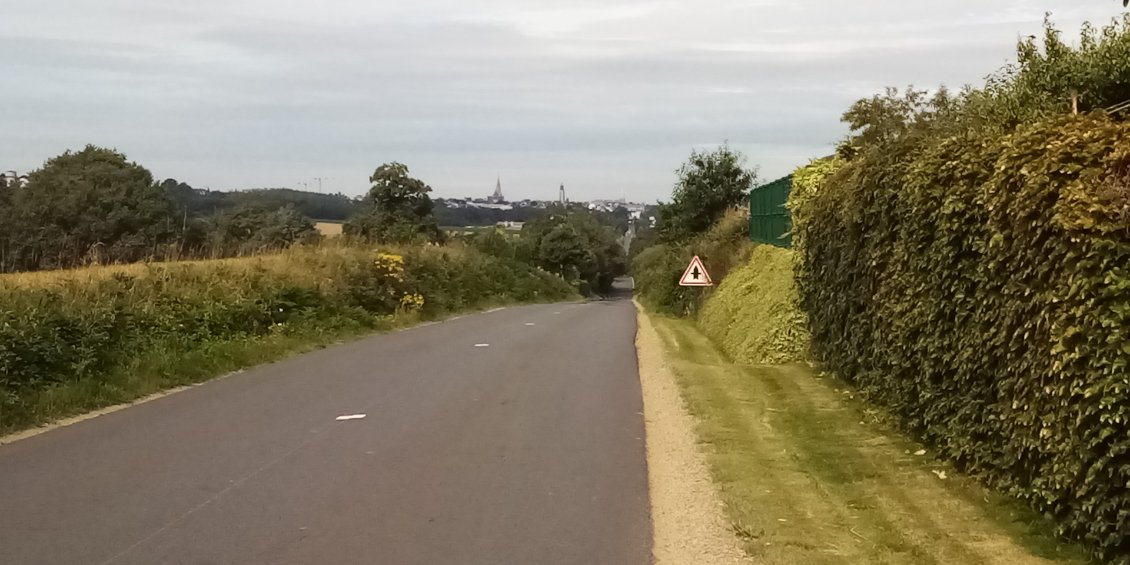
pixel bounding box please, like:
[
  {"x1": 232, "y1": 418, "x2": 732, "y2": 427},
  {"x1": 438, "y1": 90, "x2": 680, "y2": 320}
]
[{"x1": 791, "y1": 16, "x2": 1130, "y2": 561}]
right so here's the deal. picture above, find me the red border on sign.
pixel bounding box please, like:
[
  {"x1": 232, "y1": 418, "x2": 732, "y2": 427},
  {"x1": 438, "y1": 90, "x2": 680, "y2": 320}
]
[{"x1": 679, "y1": 255, "x2": 713, "y2": 287}]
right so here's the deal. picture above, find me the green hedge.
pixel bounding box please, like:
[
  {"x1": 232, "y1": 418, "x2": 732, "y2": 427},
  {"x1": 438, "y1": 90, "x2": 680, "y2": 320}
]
[
  {"x1": 699, "y1": 245, "x2": 809, "y2": 365},
  {"x1": 794, "y1": 114, "x2": 1130, "y2": 560},
  {"x1": 0, "y1": 244, "x2": 574, "y2": 432}
]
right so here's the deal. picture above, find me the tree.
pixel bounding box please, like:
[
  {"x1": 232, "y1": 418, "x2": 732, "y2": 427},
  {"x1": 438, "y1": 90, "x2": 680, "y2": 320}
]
[
  {"x1": 519, "y1": 210, "x2": 625, "y2": 294},
  {"x1": 209, "y1": 204, "x2": 319, "y2": 255},
  {"x1": 538, "y1": 223, "x2": 596, "y2": 282},
  {"x1": 14, "y1": 145, "x2": 174, "y2": 270},
  {"x1": 657, "y1": 145, "x2": 756, "y2": 243},
  {"x1": 344, "y1": 162, "x2": 442, "y2": 244}
]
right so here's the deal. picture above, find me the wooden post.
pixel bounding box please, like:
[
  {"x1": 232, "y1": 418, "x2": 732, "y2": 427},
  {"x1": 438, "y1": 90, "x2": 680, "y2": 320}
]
[{"x1": 1072, "y1": 92, "x2": 1079, "y2": 115}]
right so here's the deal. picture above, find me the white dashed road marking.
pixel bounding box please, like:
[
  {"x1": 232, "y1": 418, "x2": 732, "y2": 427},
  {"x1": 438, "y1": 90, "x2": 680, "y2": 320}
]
[{"x1": 335, "y1": 414, "x2": 367, "y2": 421}]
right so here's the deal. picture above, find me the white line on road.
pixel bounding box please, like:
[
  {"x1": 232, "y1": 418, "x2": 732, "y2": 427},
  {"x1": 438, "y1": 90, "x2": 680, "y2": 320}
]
[
  {"x1": 525, "y1": 323, "x2": 536, "y2": 326},
  {"x1": 475, "y1": 344, "x2": 490, "y2": 348},
  {"x1": 335, "y1": 414, "x2": 367, "y2": 421}
]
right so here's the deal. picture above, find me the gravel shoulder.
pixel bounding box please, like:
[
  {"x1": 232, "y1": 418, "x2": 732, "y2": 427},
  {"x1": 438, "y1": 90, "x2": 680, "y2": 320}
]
[{"x1": 635, "y1": 302, "x2": 751, "y2": 565}]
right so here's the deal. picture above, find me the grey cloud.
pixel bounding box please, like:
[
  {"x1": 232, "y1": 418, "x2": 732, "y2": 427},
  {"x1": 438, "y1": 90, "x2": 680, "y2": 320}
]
[{"x1": 0, "y1": 1, "x2": 1123, "y2": 200}]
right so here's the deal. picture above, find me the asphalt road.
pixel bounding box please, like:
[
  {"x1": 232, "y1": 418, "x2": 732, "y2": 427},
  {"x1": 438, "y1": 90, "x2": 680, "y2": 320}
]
[{"x1": 0, "y1": 294, "x2": 650, "y2": 565}]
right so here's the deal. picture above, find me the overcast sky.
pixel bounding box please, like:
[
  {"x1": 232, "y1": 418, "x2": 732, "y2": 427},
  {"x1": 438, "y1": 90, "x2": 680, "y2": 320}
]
[{"x1": 0, "y1": 1, "x2": 1124, "y2": 202}]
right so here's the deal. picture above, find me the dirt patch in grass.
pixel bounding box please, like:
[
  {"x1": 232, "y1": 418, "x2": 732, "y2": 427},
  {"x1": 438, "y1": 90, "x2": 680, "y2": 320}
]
[
  {"x1": 635, "y1": 304, "x2": 750, "y2": 565},
  {"x1": 644, "y1": 311, "x2": 1092, "y2": 565}
]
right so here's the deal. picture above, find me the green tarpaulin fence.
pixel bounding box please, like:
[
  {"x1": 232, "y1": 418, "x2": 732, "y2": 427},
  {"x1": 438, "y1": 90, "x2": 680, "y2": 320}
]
[{"x1": 749, "y1": 175, "x2": 792, "y2": 248}]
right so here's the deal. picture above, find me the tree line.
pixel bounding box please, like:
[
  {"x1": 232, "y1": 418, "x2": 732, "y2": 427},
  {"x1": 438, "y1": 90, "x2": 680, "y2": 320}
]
[
  {"x1": 0, "y1": 146, "x2": 332, "y2": 272},
  {"x1": 0, "y1": 146, "x2": 628, "y2": 295}
]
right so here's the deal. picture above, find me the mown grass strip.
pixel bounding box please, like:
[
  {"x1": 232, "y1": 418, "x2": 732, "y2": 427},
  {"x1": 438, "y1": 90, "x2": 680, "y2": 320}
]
[{"x1": 645, "y1": 312, "x2": 1091, "y2": 565}]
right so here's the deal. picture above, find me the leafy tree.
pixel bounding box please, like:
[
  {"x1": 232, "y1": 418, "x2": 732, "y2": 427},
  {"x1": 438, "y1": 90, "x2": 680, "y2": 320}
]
[
  {"x1": 345, "y1": 162, "x2": 442, "y2": 244},
  {"x1": 13, "y1": 145, "x2": 174, "y2": 270},
  {"x1": 538, "y1": 223, "x2": 596, "y2": 281},
  {"x1": 657, "y1": 145, "x2": 756, "y2": 243},
  {"x1": 519, "y1": 210, "x2": 625, "y2": 294},
  {"x1": 209, "y1": 205, "x2": 319, "y2": 255}
]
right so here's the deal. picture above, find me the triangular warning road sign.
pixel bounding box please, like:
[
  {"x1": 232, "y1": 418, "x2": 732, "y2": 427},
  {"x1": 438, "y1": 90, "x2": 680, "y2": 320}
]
[{"x1": 679, "y1": 255, "x2": 713, "y2": 287}]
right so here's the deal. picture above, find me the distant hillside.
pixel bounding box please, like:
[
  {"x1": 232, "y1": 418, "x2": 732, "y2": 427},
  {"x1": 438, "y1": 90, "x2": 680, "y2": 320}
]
[{"x1": 161, "y1": 180, "x2": 360, "y2": 221}]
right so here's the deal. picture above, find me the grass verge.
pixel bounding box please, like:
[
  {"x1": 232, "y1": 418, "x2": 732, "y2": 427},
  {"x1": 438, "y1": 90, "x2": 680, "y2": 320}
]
[
  {"x1": 1, "y1": 318, "x2": 368, "y2": 439},
  {"x1": 644, "y1": 311, "x2": 1092, "y2": 565},
  {"x1": 0, "y1": 242, "x2": 577, "y2": 437}
]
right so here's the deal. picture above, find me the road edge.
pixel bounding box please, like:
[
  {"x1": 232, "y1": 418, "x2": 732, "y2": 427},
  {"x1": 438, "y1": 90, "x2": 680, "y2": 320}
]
[{"x1": 634, "y1": 301, "x2": 750, "y2": 565}]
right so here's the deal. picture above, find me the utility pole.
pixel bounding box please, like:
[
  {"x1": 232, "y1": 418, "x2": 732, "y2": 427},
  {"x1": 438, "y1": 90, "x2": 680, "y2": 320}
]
[
  {"x1": 297, "y1": 181, "x2": 309, "y2": 191},
  {"x1": 314, "y1": 177, "x2": 329, "y2": 193}
]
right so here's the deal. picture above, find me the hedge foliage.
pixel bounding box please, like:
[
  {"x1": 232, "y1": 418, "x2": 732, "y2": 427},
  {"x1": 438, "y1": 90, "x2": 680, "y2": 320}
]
[
  {"x1": 0, "y1": 244, "x2": 574, "y2": 431},
  {"x1": 698, "y1": 245, "x2": 809, "y2": 365},
  {"x1": 791, "y1": 18, "x2": 1130, "y2": 559},
  {"x1": 795, "y1": 111, "x2": 1130, "y2": 561}
]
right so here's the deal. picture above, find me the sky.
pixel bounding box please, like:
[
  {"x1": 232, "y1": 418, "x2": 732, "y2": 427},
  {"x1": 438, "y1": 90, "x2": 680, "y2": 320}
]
[{"x1": 0, "y1": 1, "x2": 1125, "y2": 202}]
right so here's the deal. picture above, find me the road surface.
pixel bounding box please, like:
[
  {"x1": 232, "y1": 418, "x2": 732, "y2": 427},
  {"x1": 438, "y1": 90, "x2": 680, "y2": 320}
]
[{"x1": 0, "y1": 294, "x2": 650, "y2": 564}]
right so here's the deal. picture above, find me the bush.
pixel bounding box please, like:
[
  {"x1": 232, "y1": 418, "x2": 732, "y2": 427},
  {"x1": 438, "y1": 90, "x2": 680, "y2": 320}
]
[
  {"x1": 0, "y1": 243, "x2": 575, "y2": 432},
  {"x1": 795, "y1": 112, "x2": 1130, "y2": 560},
  {"x1": 699, "y1": 245, "x2": 809, "y2": 365},
  {"x1": 790, "y1": 19, "x2": 1130, "y2": 559},
  {"x1": 632, "y1": 208, "x2": 752, "y2": 315}
]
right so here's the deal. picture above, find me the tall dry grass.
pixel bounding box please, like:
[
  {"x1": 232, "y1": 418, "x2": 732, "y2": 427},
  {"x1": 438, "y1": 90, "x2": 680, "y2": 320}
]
[{"x1": 0, "y1": 241, "x2": 574, "y2": 434}]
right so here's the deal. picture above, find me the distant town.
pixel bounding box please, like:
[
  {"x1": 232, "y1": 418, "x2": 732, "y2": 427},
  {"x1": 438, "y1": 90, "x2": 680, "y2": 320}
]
[
  {"x1": 435, "y1": 177, "x2": 654, "y2": 230},
  {"x1": 2, "y1": 168, "x2": 658, "y2": 233}
]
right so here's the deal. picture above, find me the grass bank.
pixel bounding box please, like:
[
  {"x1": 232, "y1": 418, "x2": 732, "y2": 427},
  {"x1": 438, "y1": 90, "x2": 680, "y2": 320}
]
[
  {"x1": 698, "y1": 245, "x2": 808, "y2": 365},
  {"x1": 0, "y1": 243, "x2": 575, "y2": 435},
  {"x1": 644, "y1": 311, "x2": 1090, "y2": 564}
]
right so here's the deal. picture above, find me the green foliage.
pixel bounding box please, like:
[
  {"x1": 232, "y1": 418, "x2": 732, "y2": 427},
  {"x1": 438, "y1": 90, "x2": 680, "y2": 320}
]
[
  {"x1": 2, "y1": 145, "x2": 175, "y2": 271},
  {"x1": 0, "y1": 244, "x2": 575, "y2": 433},
  {"x1": 162, "y1": 181, "x2": 360, "y2": 222},
  {"x1": 207, "y1": 204, "x2": 320, "y2": 256},
  {"x1": 699, "y1": 245, "x2": 809, "y2": 365},
  {"x1": 633, "y1": 209, "x2": 752, "y2": 316},
  {"x1": 345, "y1": 162, "x2": 443, "y2": 244},
  {"x1": 658, "y1": 145, "x2": 757, "y2": 243},
  {"x1": 792, "y1": 19, "x2": 1130, "y2": 559},
  {"x1": 965, "y1": 15, "x2": 1130, "y2": 129},
  {"x1": 463, "y1": 227, "x2": 519, "y2": 260},
  {"x1": 518, "y1": 211, "x2": 626, "y2": 295}
]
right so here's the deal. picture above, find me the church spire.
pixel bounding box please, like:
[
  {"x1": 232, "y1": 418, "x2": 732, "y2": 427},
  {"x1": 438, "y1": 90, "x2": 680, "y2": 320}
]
[{"x1": 491, "y1": 175, "x2": 504, "y2": 202}]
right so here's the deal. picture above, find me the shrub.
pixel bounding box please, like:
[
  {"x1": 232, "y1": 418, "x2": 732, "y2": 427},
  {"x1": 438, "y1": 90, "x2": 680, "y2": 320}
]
[
  {"x1": 795, "y1": 112, "x2": 1130, "y2": 561},
  {"x1": 632, "y1": 208, "x2": 752, "y2": 316}
]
